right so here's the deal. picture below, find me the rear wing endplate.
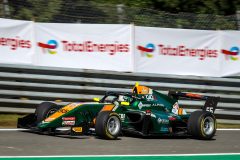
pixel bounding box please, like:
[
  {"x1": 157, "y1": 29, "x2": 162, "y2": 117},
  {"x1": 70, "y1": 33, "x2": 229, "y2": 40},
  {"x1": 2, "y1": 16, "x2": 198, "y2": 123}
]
[{"x1": 168, "y1": 91, "x2": 220, "y2": 113}]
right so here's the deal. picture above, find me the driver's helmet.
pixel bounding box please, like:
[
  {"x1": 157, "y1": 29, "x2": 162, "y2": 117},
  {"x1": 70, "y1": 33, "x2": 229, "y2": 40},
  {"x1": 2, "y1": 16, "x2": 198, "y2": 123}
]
[{"x1": 132, "y1": 85, "x2": 152, "y2": 95}]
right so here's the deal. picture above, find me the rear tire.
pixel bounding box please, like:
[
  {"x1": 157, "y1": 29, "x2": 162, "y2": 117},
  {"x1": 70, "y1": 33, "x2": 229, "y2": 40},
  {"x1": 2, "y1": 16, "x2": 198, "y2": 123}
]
[
  {"x1": 95, "y1": 111, "x2": 121, "y2": 140},
  {"x1": 188, "y1": 111, "x2": 216, "y2": 140},
  {"x1": 35, "y1": 102, "x2": 60, "y2": 123}
]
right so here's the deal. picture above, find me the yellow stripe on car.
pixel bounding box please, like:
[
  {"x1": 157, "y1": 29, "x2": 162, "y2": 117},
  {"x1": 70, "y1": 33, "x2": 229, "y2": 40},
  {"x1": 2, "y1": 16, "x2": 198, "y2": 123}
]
[{"x1": 44, "y1": 103, "x2": 82, "y2": 122}]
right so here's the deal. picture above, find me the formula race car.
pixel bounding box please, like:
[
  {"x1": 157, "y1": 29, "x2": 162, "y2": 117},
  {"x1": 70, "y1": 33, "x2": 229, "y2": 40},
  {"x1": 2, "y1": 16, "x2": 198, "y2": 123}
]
[{"x1": 18, "y1": 83, "x2": 220, "y2": 140}]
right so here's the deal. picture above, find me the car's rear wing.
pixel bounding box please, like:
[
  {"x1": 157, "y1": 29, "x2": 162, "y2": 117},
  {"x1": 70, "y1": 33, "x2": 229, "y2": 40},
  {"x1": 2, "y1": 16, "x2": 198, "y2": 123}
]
[{"x1": 168, "y1": 91, "x2": 220, "y2": 114}]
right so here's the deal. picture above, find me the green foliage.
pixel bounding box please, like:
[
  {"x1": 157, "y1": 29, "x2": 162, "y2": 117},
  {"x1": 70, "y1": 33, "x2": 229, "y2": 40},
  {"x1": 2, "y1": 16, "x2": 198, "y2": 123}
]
[
  {"x1": 92, "y1": 0, "x2": 153, "y2": 8},
  {"x1": 93, "y1": 0, "x2": 240, "y2": 16},
  {"x1": 52, "y1": 0, "x2": 109, "y2": 23},
  {"x1": 8, "y1": 0, "x2": 62, "y2": 22},
  {"x1": 4, "y1": 0, "x2": 240, "y2": 30}
]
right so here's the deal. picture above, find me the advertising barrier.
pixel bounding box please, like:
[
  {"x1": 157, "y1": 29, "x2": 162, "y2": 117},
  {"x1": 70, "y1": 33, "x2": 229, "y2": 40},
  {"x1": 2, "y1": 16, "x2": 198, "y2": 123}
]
[
  {"x1": 220, "y1": 31, "x2": 240, "y2": 77},
  {"x1": 135, "y1": 26, "x2": 221, "y2": 76},
  {"x1": 1, "y1": 18, "x2": 240, "y2": 77},
  {"x1": 0, "y1": 18, "x2": 34, "y2": 64},
  {"x1": 34, "y1": 23, "x2": 133, "y2": 72}
]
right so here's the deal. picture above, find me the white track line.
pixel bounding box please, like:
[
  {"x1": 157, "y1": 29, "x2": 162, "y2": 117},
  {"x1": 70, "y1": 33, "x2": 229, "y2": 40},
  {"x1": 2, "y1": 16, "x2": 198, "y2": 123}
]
[
  {"x1": 0, "y1": 128, "x2": 240, "y2": 131},
  {"x1": 0, "y1": 128, "x2": 29, "y2": 131},
  {"x1": 217, "y1": 128, "x2": 240, "y2": 131},
  {"x1": 0, "y1": 153, "x2": 240, "y2": 158}
]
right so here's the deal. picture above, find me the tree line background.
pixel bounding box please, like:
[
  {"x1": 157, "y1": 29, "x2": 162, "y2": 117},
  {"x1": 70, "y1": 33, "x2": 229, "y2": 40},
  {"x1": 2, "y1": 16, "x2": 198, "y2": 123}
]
[{"x1": 1, "y1": 0, "x2": 240, "y2": 30}]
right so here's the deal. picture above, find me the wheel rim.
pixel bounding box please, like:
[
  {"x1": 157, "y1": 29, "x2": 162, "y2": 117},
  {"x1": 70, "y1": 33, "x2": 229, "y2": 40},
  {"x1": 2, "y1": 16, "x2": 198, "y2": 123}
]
[
  {"x1": 107, "y1": 116, "x2": 120, "y2": 136},
  {"x1": 203, "y1": 116, "x2": 215, "y2": 135},
  {"x1": 46, "y1": 108, "x2": 58, "y2": 117}
]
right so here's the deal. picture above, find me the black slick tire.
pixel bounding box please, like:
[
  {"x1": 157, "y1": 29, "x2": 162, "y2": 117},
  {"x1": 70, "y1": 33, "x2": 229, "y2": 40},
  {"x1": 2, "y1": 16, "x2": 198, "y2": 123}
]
[
  {"x1": 95, "y1": 111, "x2": 121, "y2": 140},
  {"x1": 187, "y1": 111, "x2": 216, "y2": 140},
  {"x1": 35, "y1": 102, "x2": 60, "y2": 123}
]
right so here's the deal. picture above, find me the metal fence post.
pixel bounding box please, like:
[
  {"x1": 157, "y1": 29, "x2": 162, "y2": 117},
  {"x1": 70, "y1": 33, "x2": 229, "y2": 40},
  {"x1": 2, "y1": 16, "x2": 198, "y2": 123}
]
[
  {"x1": 236, "y1": 11, "x2": 240, "y2": 30},
  {"x1": 117, "y1": 4, "x2": 125, "y2": 24},
  {"x1": 3, "y1": 0, "x2": 9, "y2": 18}
]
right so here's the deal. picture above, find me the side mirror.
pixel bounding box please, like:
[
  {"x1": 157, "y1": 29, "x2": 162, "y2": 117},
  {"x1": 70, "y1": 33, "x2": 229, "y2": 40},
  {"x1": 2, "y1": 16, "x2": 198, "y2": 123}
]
[
  {"x1": 93, "y1": 97, "x2": 100, "y2": 102},
  {"x1": 120, "y1": 101, "x2": 130, "y2": 106}
]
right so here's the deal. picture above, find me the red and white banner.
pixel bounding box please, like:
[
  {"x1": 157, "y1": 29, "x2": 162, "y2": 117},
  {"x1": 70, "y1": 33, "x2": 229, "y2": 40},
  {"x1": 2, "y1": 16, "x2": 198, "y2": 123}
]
[
  {"x1": 1, "y1": 18, "x2": 240, "y2": 77},
  {"x1": 135, "y1": 26, "x2": 221, "y2": 77},
  {"x1": 33, "y1": 23, "x2": 133, "y2": 72},
  {"x1": 0, "y1": 18, "x2": 34, "y2": 64}
]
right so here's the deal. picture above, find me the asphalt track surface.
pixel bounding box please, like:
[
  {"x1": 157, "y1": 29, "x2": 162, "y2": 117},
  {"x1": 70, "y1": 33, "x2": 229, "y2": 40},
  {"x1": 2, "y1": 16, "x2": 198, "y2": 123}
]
[{"x1": 0, "y1": 130, "x2": 239, "y2": 156}]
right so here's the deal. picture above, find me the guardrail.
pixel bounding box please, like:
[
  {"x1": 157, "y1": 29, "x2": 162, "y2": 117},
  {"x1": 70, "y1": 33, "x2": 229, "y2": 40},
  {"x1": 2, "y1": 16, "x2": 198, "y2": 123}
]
[{"x1": 0, "y1": 63, "x2": 239, "y2": 124}]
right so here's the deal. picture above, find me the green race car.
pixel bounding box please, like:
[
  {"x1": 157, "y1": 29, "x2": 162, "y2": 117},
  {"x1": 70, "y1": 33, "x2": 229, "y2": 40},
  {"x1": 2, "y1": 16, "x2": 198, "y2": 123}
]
[{"x1": 18, "y1": 83, "x2": 219, "y2": 140}]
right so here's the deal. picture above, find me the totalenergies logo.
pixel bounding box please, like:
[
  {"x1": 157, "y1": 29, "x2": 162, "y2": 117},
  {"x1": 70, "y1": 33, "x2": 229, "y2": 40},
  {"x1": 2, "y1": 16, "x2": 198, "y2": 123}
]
[
  {"x1": 137, "y1": 43, "x2": 155, "y2": 58},
  {"x1": 137, "y1": 43, "x2": 218, "y2": 60},
  {"x1": 38, "y1": 40, "x2": 58, "y2": 54},
  {"x1": 222, "y1": 46, "x2": 239, "y2": 61}
]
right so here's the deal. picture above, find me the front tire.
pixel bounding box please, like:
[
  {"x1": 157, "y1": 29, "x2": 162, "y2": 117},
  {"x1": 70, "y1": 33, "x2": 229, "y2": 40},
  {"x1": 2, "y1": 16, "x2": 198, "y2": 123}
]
[
  {"x1": 95, "y1": 111, "x2": 121, "y2": 140},
  {"x1": 187, "y1": 111, "x2": 216, "y2": 140},
  {"x1": 35, "y1": 102, "x2": 60, "y2": 123}
]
